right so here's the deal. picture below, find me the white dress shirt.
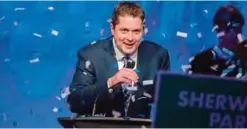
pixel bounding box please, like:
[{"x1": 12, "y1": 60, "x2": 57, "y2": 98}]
[{"x1": 107, "y1": 38, "x2": 138, "y2": 89}]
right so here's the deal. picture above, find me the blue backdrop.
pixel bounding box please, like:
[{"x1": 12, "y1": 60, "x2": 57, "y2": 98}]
[{"x1": 0, "y1": 1, "x2": 247, "y2": 127}]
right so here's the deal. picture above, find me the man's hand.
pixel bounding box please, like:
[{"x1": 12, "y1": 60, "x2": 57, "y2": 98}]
[{"x1": 107, "y1": 68, "x2": 139, "y2": 88}]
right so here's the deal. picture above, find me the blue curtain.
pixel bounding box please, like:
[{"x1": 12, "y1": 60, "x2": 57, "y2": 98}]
[{"x1": 0, "y1": 1, "x2": 247, "y2": 127}]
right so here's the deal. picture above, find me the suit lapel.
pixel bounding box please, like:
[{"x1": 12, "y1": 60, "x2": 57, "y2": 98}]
[{"x1": 103, "y1": 39, "x2": 118, "y2": 78}]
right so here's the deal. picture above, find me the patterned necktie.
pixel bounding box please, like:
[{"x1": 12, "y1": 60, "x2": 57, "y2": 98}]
[{"x1": 122, "y1": 56, "x2": 135, "y2": 116}]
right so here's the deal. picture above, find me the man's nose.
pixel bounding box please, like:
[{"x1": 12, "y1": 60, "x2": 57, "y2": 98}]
[{"x1": 127, "y1": 32, "x2": 134, "y2": 41}]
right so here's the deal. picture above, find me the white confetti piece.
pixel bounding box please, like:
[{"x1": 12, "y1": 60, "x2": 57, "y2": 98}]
[
  {"x1": 56, "y1": 96, "x2": 61, "y2": 100},
  {"x1": 0, "y1": 16, "x2": 5, "y2": 21},
  {"x1": 112, "y1": 110, "x2": 121, "y2": 118},
  {"x1": 203, "y1": 9, "x2": 208, "y2": 14},
  {"x1": 131, "y1": 95, "x2": 135, "y2": 102},
  {"x1": 83, "y1": 71, "x2": 87, "y2": 75},
  {"x1": 216, "y1": 31, "x2": 225, "y2": 37},
  {"x1": 197, "y1": 32, "x2": 202, "y2": 38},
  {"x1": 181, "y1": 65, "x2": 191, "y2": 72},
  {"x1": 107, "y1": 18, "x2": 112, "y2": 23},
  {"x1": 228, "y1": 64, "x2": 236, "y2": 69},
  {"x1": 190, "y1": 23, "x2": 198, "y2": 28},
  {"x1": 51, "y1": 30, "x2": 59, "y2": 36},
  {"x1": 236, "y1": 73, "x2": 242, "y2": 78},
  {"x1": 13, "y1": 21, "x2": 18, "y2": 26},
  {"x1": 85, "y1": 60, "x2": 91, "y2": 69},
  {"x1": 14, "y1": 7, "x2": 26, "y2": 11},
  {"x1": 100, "y1": 29, "x2": 104, "y2": 36},
  {"x1": 29, "y1": 58, "x2": 40, "y2": 63},
  {"x1": 143, "y1": 92, "x2": 152, "y2": 98},
  {"x1": 61, "y1": 87, "x2": 70, "y2": 99},
  {"x1": 161, "y1": 33, "x2": 166, "y2": 38},
  {"x1": 85, "y1": 21, "x2": 90, "y2": 28},
  {"x1": 227, "y1": 21, "x2": 231, "y2": 26},
  {"x1": 90, "y1": 41, "x2": 96, "y2": 45},
  {"x1": 33, "y1": 33, "x2": 43, "y2": 38},
  {"x1": 188, "y1": 56, "x2": 195, "y2": 62},
  {"x1": 4, "y1": 58, "x2": 10, "y2": 62},
  {"x1": 244, "y1": 44, "x2": 247, "y2": 47},
  {"x1": 212, "y1": 25, "x2": 219, "y2": 32},
  {"x1": 176, "y1": 31, "x2": 187, "y2": 38},
  {"x1": 52, "y1": 107, "x2": 59, "y2": 113},
  {"x1": 188, "y1": 70, "x2": 192, "y2": 74},
  {"x1": 237, "y1": 33, "x2": 244, "y2": 42},
  {"x1": 48, "y1": 6, "x2": 54, "y2": 11},
  {"x1": 144, "y1": 27, "x2": 148, "y2": 35},
  {"x1": 210, "y1": 64, "x2": 218, "y2": 71}
]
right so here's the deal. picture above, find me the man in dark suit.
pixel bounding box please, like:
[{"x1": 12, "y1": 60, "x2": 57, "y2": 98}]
[
  {"x1": 184, "y1": 5, "x2": 247, "y2": 79},
  {"x1": 67, "y1": 2, "x2": 170, "y2": 118}
]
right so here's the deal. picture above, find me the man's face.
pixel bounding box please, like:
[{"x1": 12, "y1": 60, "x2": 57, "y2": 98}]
[{"x1": 111, "y1": 15, "x2": 144, "y2": 55}]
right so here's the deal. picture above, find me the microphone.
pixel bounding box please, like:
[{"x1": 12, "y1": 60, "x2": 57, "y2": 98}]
[{"x1": 125, "y1": 60, "x2": 137, "y2": 91}]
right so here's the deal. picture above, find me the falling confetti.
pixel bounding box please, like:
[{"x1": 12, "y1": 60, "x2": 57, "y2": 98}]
[
  {"x1": 33, "y1": 33, "x2": 43, "y2": 38},
  {"x1": 29, "y1": 57, "x2": 40, "y2": 63},
  {"x1": 188, "y1": 56, "x2": 194, "y2": 62},
  {"x1": 190, "y1": 23, "x2": 198, "y2": 28},
  {"x1": 83, "y1": 71, "x2": 87, "y2": 75},
  {"x1": 14, "y1": 7, "x2": 26, "y2": 11},
  {"x1": 112, "y1": 110, "x2": 121, "y2": 118},
  {"x1": 90, "y1": 41, "x2": 96, "y2": 45},
  {"x1": 107, "y1": 18, "x2": 112, "y2": 23},
  {"x1": 85, "y1": 21, "x2": 90, "y2": 28},
  {"x1": 48, "y1": 6, "x2": 54, "y2": 11},
  {"x1": 61, "y1": 87, "x2": 70, "y2": 99},
  {"x1": 51, "y1": 30, "x2": 59, "y2": 36},
  {"x1": 210, "y1": 64, "x2": 218, "y2": 71},
  {"x1": 13, "y1": 21, "x2": 18, "y2": 26},
  {"x1": 161, "y1": 33, "x2": 166, "y2": 38},
  {"x1": 56, "y1": 96, "x2": 61, "y2": 100},
  {"x1": 143, "y1": 92, "x2": 152, "y2": 98},
  {"x1": 85, "y1": 60, "x2": 91, "y2": 69},
  {"x1": 203, "y1": 9, "x2": 208, "y2": 14},
  {"x1": 52, "y1": 107, "x2": 59, "y2": 113},
  {"x1": 212, "y1": 25, "x2": 219, "y2": 32},
  {"x1": 176, "y1": 31, "x2": 188, "y2": 38},
  {"x1": 144, "y1": 27, "x2": 148, "y2": 35},
  {"x1": 181, "y1": 65, "x2": 191, "y2": 72},
  {"x1": 216, "y1": 31, "x2": 225, "y2": 37},
  {"x1": 100, "y1": 28, "x2": 104, "y2": 36},
  {"x1": 197, "y1": 32, "x2": 202, "y2": 38},
  {"x1": 131, "y1": 95, "x2": 135, "y2": 102},
  {"x1": 0, "y1": 16, "x2": 5, "y2": 21},
  {"x1": 4, "y1": 58, "x2": 10, "y2": 62}
]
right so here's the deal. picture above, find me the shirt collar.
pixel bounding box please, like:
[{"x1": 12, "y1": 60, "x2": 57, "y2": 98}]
[{"x1": 112, "y1": 38, "x2": 138, "y2": 61}]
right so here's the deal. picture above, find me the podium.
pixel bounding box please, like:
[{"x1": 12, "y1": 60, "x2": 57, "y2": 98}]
[{"x1": 58, "y1": 117, "x2": 152, "y2": 128}]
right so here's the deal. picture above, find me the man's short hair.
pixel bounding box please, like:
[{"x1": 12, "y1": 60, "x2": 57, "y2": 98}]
[{"x1": 111, "y1": 2, "x2": 145, "y2": 26}]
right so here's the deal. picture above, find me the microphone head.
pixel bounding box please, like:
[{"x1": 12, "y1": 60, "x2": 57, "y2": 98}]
[{"x1": 126, "y1": 60, "x2": 135, "y2": 69}]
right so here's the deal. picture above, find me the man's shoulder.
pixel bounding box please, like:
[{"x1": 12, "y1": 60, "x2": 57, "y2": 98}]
[{"x1": 141, "y1": 40, "x2": 168, "y2": 53}]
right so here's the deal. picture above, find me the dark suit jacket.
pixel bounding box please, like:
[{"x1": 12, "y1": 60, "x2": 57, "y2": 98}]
[
  {"x1": 67, "y1": 38, "x2": 170, "y2": 118},
  {"x1": 188, "y1": 40, "x2": 247, "y2": 78}
]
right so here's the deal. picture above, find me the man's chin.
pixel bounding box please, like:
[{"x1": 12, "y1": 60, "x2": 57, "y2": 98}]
[{"x1": 123, "y1": 50, "x2": 135, "y2": 55}]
